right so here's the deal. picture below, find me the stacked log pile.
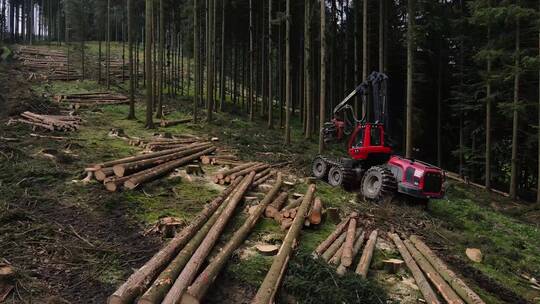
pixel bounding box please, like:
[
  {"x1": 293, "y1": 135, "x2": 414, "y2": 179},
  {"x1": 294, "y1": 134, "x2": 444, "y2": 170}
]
[
  {"x1": 55, "y1": 92, "x2": 129, "y2": 107},
  {"x1": 109, "y1": 172, "x2": 285, "y2": 304},
  {"x1": 9, "y1": 111, "x2": 81, "y2": 132},
  {"x1": 129, "y1": 135, "x2": 207, "y2": 153},
  {"x1": 101, "y1": 58, "x2": 142, "y2": 81},
  {"x1": 213, "y1": 162, "x2": 276, "y2": 186},
  {"x1": 251, "y1": 184, "x2": 317, "y2": 304},
  {"x1": 388, "y1": 233, "x2": 485, "y2": 304},
  {"x1": 313, "y1": 213, "x2": 379, "y2": 277},
  {"x1": 85, "y1": 142, "x2": 215, "y2": 192},
  {"x1": 15, "y1": 46, "x2": 82, "y2": 81}
]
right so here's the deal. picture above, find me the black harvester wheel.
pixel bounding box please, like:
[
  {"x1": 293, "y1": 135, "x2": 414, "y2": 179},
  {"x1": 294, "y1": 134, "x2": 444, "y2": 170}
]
[
  {"x1": 328, "y1": 164, "x2": 357, "y2": 191},
  {"x1": 360, "y1": 166, "x2": 397, "y2": 202},
  {"x1": 312, "y1": 156, "x2": 329, "y2": 180}
]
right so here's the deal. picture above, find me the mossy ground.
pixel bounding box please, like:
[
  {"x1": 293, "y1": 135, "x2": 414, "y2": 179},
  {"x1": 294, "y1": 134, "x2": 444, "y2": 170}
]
[{"x1": 2, "y1": 43, "x2": 540, "y2": 303}]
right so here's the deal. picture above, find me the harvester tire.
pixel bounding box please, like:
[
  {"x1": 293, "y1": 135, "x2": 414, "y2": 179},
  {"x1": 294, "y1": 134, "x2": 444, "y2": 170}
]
[{"x1": 360, "y1": 166, "x2": 397, "y2": 203}]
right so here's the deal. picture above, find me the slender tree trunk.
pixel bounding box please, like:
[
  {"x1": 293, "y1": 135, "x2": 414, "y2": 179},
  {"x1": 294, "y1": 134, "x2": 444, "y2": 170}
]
[
  {"x1": 249, "y1": 0, "x2": 254, "y2": 121},
  {"x1": 319, "y1": 0, "x2": 326, "y2": 154},
  {"x1": 405, "y1": 0, "x2": 414, "y2": 158},
  {"x1": 156, "y1": 0, "x2": 164, "y2": 118},
  {"x1": 284, "y1": 0, "x2": 291, "y2": 145},
  {"x1": 485, "y1": 8, "x2": 492, "y2": 190},
  {"x1": 267, "y1": 0, "x2": 273, "y2": 129},
  {"x1": 378, "y1": 0, "x2": 384, "y2": 72},
  {"x1": 509, "y1": 16, "x2": 520, "y2": 199},
  {"x1": 437, "y1": 47, "x2": 442, "y2": 167},
  {"x1": 193, "y1": 0, "x2": 199, "y2": 123},
  {"x1": 127, "y1": 0, "x2": 135, "y2": 119},
  {"x1": 537, "y1": 0, "x2": 540, "y2": 204},
  {"x1": 361, "y1": 0, "x2": 368, "y2": 118},
  {"x1": 304, "y1": 0, "x2": 312, "y2": 139},
  {"x1": 145, "y1": 0, "x2": 154, "y2": 128},
  {"x1": 106, "y1": 0, "x2": 111, "y2": 89},
  {"x1": 219, "y1": 0, "x2": 226, "y2": 111}
]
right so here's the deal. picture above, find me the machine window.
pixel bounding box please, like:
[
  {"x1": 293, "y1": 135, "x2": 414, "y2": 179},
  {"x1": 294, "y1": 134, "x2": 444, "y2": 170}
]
[
  {"x1": 354, "y1": 128, "x2": 365, "y2": 147},
  {"x1": 371, "y1": 127, "x2": 381, "y2": 146},
  {"x1": 405, "y1": 167, "x2": 415, "y2": 183}
]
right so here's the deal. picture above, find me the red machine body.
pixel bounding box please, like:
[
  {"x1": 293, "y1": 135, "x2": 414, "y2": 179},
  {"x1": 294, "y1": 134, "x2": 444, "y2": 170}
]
[{"x1": 313, "y1": 72, "x2": 445, "y2": 202}]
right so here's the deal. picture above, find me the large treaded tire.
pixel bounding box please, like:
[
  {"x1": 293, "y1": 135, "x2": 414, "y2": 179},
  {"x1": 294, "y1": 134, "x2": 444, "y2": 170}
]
[
  {"x1": 360, "y1": 166, "x2": 397, "y2": 203},
  {"x1": 327, "y1": 165, "x2": 357, "y2": 191},
  {"x1": 312, "y1": 156, "x2": 329, "y2": 180}
]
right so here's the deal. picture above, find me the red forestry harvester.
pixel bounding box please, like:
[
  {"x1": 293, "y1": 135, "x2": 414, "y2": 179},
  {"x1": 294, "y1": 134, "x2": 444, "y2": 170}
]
[{"x1": 312, "y1": 72, "x2": 445, "y2": 202}]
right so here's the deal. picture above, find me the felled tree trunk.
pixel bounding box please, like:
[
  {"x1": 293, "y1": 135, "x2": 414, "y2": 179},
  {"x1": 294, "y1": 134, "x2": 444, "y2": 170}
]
[
  {"x1": 108, "y1": 178, "x2": 242, "y2": 304},
  {"x1": 264, "y1": 191, "x2": 289, "y2": 219},
  {"x1": 403, "y1": 240, "x2": 464, "y2": 304},
  {"x1": 321, "y1": 230, "x2": 347, "y2": 262},
  {"x1": 124, "y1": 147, "x2": 216, "y2": 189},
  {"x1": 215, "y1": 162, "x2": 256, "y2": 180},
  {"x1": 182, "y1": 173, "x2": 284, "y2": 304},
  {"x1": 313, "y1": 215, "x2": 352, "y2": 256},
  {"x1": 329, "y1": 228, "x2": 362, "y2": 266},
  {"x1": 251, "y1": 184, "x2": 316, "y2": 304},
  {"x1": 308, "y1": 197, "x2": 323, "y2": 225},
  {"x1": 340, "y1": 216, "x2": 357, "y2": 267},
  {"x1": 355, "y1": 230, "x2": 378, "y2": 278},
  {"x1": 409, "y1": 235, "x2": 484, "y2": 304},
  {"x1": 161, "y1": 172, "x2": 256, "y2": 304},
  {"x1": 388, "y1": 233, "x2": 440, "y2": 304},
  {"x1": 337, "y1": 230, "x2": 365, "y2": 275}
]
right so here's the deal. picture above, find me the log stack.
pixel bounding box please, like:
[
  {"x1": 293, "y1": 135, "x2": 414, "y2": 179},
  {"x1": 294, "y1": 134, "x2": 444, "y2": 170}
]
[
  {"x1": 110, "y1": 172, "x2": 281, "y2": 304},
  {"x1": 129, "y1": 135, "x2": 206, "y2": 153},
  {"x1": 9, "y1": 111, "x2": 81, "y2": 132},
  {"x1": 84, "y1": 142, "x2": 216, "y2": 191},
  {"x1": 213, "y1": 162, "x2": 273, "y2": 185},
  {"x1": 388, "y1": 233, "x2": 485, "y2": 304},
  {"x1": 15, "y1": 46, "x2": 82, "y2": 81},
  {"x1": 55, "y1": 92, "x2": 129, "y2": 107},
  {"x1": 313, "y1": 213, "x2": 381, "y2": 277}
]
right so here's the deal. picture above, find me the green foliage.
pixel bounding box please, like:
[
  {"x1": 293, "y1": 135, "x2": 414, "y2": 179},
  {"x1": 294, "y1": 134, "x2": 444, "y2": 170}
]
[{"x1": 283, "y1": 252, "x2": 389, "y2": 304}]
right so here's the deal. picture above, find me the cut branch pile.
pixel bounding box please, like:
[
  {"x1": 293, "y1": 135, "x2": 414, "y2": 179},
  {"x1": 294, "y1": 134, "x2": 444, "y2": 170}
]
[
  {"x1": 388, "y1": 233, "x2": 485, "y2": 304},
  {"x1": 15, "y1": 46, "x2": 82, "y2": 81},
  {"x1": 9, "y1": 111, "x2": 81, "y2": 132},
  {"x1": 84, "y1": 142, "x2": 215, "y2": 191},
  {"x1": 110, "y1": 171, "x2": 280, "y2": 304},
  {"x1": 55, "y1": 92, "x2": 129, "y2": 107}
]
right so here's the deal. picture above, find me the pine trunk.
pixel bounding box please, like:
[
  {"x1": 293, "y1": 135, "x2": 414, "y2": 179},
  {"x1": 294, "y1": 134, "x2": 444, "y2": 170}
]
[
  {"x1": 509, "y1": 16, "x2": 520, "y2": 199},
  {"x1": 405, "y1": 0, "x2": 414, "y2": 158},
  {"x1": 161, "y1": 172, "x2": 256, "y2": 304},
  {"x1": 284, "y1": 0, "x2": 291, "y2": 144},
  {"x1": 355, "y1": 229, "x2": 377, "y2": 278},
  {"x1": 319, "y1": 0, "x2": 326, "y2": 154},
  {"x1": 145, "y1": 0, "x2": 154, "y2": 128},
  {"x1": 108, "y1": 178, "x2": 242, "y2": 304},
  {"x1": 127, "y1": 0, "x2": 135, "y2": 119}
]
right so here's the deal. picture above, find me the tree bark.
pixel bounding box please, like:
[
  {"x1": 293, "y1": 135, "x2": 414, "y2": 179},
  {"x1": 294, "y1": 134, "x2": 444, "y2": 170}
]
[
  {"x1": 137, "y1": 198, "x2": 230, "y2": 304},
  {"x1": 403, "y1": 240, "x2": 464, "y2": 304},
  {"x1": 248, "y1": 0, "x2": 254, "y2": 120},
  {"x1": 485, "y1": 0, "x2": 492, "y2": 189},
  {"x1": 388, "y1": 233, "x2": 440, "y2": 304},
  {"x1": 108, "y1": 178, "x2": 242, "y2": 304},
  {"x1": 155, "y1": 0, "x2": 164, "y2": 119},
  {"x1": 405, "y1": 0, "x2": 415, "y2": 158},
  {"x1": 193, "y1": 0, "x2": 199, "y2": 123},
  {"x1": 319, "y1": 0, "x2": 326, "y2": 154},
  {"x1": 162, "y1": 172, "x2": 256, "y2": 304},
  {"x1": 106, "y1": 0, "x2": 111, "y2": 89},
  {"x1": 321, "y1": 230, "x2": 347, "y2": 262},
  {"x1": 145, "y1": 0, "x2": 154, "y2": 128},
  {"x1": 409, "y1": 235, "x2": 485, "y2": 304},
  {"x1": 307, "y1": 197, "x2": 322, "y2": 225},
  {"x1": 127, "y1": 0, "x2": 135, "y2": 120},
  {"x1": 284, "y1": 0, "x2": 291, "y2": 145},
  {"x1": 304, "y1": 0, "x2": 312, "y2": 139},
  {"x1": 355, "y1": 229, "x2": 377, "y2": 278},
  {"x1": 124, "y1": 147, "x2": 216, "y2": 189},
  {"x1": 251, "y1": 184, "x2": 316, "y2": 304},
  {"x1": 378, "y1": 0, "x2": 384, "y2": 72},
  {"x1": 113, "y1": 144, "x2": 212, "y2": 177},
  {"x1": 267, "y1": 0, "x2": 273, "y2": 129},
  {"x1": 340, "y1": 216, "x2": 357, "y2": 267},
  {"x1": 183, "y1": 174, "x2": 283, "y2": 304},
  {"x1": 509, "y1": 15, "x2": 520, "y2": 199},
  {"x1": 215, "y1": 162, "x2": 257, "y2": 180},
  {"x1": 314, "y1": 215, "x2": 351, "y2": 256},
  {"x1": 264, "y1": 191, "x2": 289, "y2": 219},
  {"x1": 336, "y1": 229, "x2": 365, "y2": 275},
  {"x1": 537, "y1": 0, "x2": 540, "y2": 204}
]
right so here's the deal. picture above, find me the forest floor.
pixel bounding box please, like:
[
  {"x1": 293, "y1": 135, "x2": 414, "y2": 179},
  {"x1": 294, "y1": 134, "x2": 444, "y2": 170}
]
[{"x1": 1, "y1": 43, "x2": 540, "y2": 304}]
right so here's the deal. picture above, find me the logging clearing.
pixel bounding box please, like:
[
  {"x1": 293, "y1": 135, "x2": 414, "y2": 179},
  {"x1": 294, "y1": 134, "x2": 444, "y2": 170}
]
[{"x1": 1, "y1": 0, "x2": 540, "y2": 303}]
